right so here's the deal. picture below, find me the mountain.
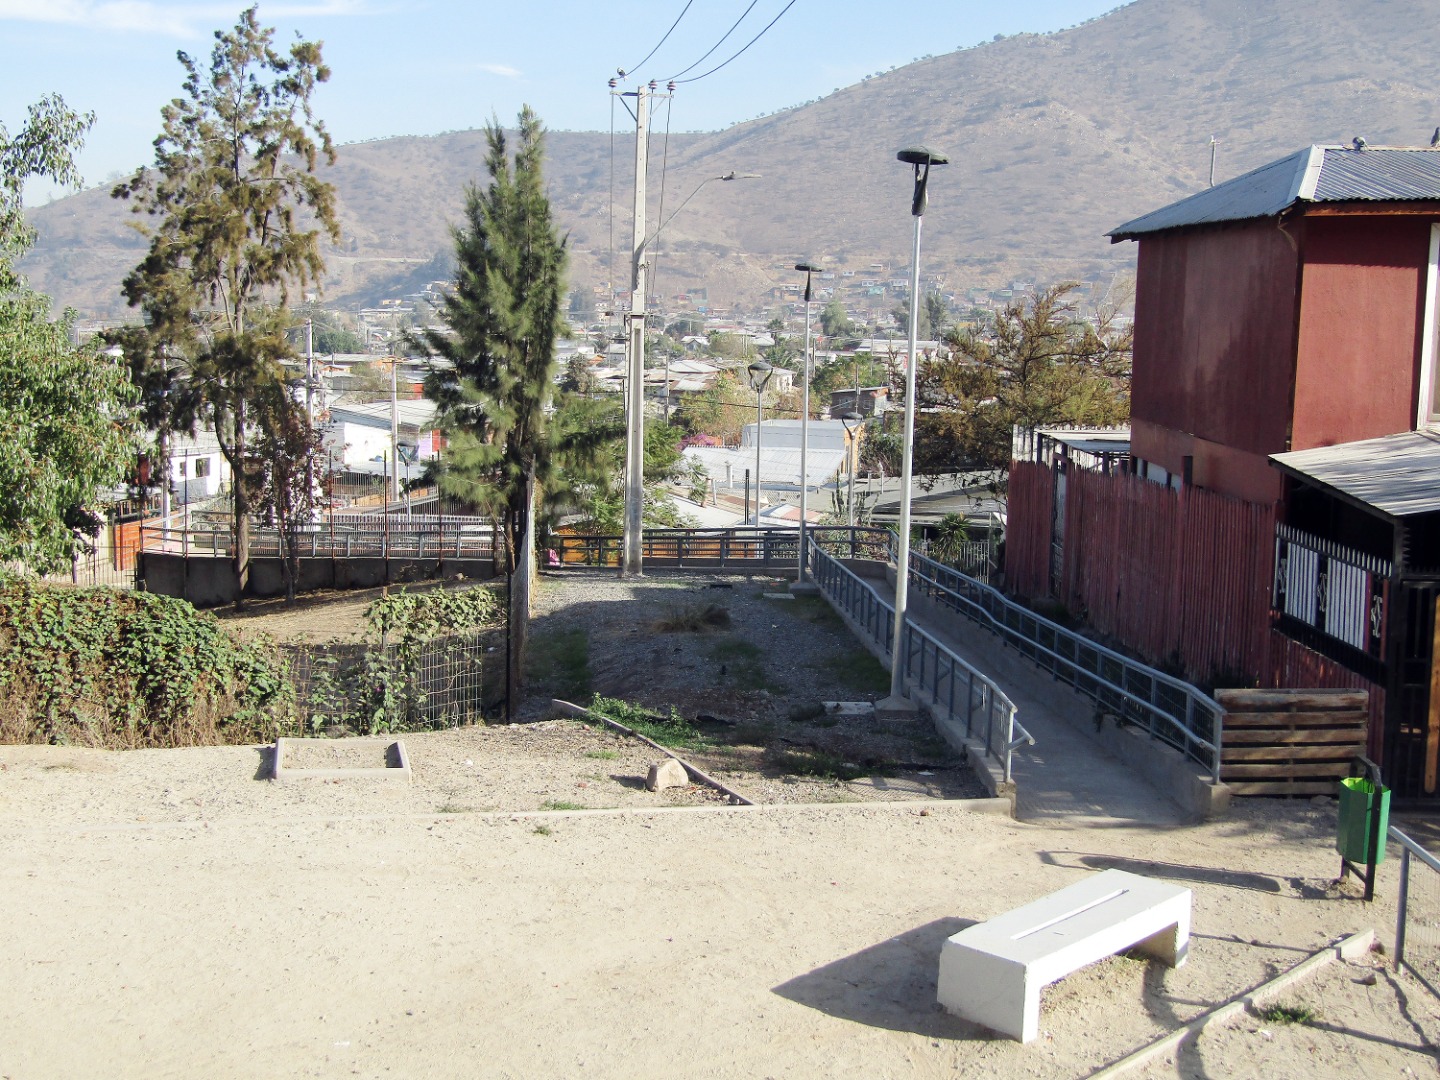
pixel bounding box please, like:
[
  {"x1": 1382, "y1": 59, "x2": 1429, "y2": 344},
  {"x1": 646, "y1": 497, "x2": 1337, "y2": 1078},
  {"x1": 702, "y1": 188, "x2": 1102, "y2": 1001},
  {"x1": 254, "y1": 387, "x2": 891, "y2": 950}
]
[{"x1": 22, "y1": 0, "x2": 1440, "y2": 321}]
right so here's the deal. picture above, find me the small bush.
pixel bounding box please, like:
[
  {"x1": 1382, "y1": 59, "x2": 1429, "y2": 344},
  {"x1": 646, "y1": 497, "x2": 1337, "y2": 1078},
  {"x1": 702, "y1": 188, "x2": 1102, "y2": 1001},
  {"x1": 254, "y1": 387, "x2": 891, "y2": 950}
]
[
  {"x1": 1258, "y1": 1002, "x2": 1316, "y2": 1025},
  {"x1": 587, "y1": 694, "x2": 709, "y2": 751}
]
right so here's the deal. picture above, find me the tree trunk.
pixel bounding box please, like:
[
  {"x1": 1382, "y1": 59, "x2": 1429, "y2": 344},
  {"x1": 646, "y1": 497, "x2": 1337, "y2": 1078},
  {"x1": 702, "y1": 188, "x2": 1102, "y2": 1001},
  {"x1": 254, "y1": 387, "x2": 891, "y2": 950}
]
[
  {"x1": 232, "y1": 410, "x2": 250, "y2": 611},
  {"x1": 507, "y1": 469, "x2": 537, "y2": 708}
]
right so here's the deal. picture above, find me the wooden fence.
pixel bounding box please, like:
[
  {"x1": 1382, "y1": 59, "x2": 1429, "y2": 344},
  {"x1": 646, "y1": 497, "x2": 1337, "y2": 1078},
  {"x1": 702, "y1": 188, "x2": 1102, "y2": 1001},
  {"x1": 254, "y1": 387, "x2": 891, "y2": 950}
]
[
  {"x1": 1007, "y1": 464, "x2": 1279, "y2": 687},
  {"x1": 1005, "y1": 461, "x2": 1053, "y2": 599}
]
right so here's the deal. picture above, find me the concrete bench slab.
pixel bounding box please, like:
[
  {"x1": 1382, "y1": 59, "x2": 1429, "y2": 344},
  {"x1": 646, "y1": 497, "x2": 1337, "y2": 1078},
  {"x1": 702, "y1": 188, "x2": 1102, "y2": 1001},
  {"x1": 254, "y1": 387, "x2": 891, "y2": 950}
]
[{"x1": 937, "y1": 868, "x2": 1190, "y2": 1042}]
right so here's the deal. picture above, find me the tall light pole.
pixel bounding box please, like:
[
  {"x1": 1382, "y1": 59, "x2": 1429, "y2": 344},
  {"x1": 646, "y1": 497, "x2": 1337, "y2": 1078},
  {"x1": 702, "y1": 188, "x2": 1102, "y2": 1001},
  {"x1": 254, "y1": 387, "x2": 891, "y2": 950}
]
[
  {"x1": 881, "y1": 145, "x2": 949, "y2": 715},
  {"x1": 793, "y1": 262, "x2": 822, "y2": 588},
  {"x1": 747, "y1": 359, "x2": 774, "y2": 526}
]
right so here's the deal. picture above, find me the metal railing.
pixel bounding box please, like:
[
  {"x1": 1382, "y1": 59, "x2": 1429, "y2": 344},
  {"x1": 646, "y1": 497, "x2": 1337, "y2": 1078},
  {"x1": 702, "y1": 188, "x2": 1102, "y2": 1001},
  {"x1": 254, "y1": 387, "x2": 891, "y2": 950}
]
[
  {"x1": 140, "y1": 516, "x2": 496, "y2": 561},
  {"x1": 553, "y1": 526, "x2": 892, "y2": 569},
  {"x1": 904, "y1": 547, "x2": 1224, "y2": 781},
  {"x1": 808, "y1": 538, "x2": 1032, "y2": 783},
  {"x1": 1393, "y1": 826, "x2": 1440, "y2": 999}
]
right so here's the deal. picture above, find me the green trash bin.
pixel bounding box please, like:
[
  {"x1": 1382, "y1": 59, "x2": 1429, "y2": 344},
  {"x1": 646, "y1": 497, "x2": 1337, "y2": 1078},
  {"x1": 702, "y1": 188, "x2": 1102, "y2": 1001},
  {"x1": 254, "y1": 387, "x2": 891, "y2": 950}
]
[{"x1": 1336, "y1": 776, "x2": 1390, "y2": 865}]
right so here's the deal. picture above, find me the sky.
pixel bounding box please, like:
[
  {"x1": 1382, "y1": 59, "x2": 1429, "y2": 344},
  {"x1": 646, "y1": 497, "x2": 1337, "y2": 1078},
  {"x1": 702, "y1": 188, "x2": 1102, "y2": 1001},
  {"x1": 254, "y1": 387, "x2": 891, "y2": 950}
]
[{"x1": 3, "y1": 0, "x2": 1127, "y2": 203}]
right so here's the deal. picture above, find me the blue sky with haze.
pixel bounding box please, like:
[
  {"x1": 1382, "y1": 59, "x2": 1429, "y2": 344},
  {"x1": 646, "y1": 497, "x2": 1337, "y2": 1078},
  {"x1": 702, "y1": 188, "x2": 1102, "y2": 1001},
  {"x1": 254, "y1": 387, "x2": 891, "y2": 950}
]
[{"x1": 3, "y1": 1, "x2": 1124, "y2": 202}]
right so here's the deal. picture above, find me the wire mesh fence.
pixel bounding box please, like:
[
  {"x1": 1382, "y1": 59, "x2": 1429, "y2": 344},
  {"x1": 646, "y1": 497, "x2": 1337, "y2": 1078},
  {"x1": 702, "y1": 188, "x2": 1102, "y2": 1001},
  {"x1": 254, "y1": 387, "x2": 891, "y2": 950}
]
[
  {"x1": 1393, "y1": 827, "x2": 1440, "y2": 999},
  {"x1": 283, "y1": 629, "x2": 495, "y2": 735}
]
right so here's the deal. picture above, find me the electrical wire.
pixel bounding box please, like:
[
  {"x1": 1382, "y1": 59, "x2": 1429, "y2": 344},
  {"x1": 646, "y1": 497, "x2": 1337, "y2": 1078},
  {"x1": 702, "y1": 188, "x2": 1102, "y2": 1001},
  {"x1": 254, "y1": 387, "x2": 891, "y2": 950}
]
[
  {"x1": 617, "y1": 0, "x2": 696, "y2": 80},
  {"x1": 664, "y1": 0, "x2": 759, "y2": 83},
  {"x1": 671, "y1": 0, "x2": 799, "y2": 84}
]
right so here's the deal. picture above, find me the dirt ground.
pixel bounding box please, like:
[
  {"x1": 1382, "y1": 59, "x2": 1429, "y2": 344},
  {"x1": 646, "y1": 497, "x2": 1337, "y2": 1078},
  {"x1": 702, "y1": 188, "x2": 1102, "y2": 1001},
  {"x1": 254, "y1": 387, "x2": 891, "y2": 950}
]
[
  {"x1": 1, "y1": 760, "x2": 1437, "y2": 1079},
  {"x1": 3, "y1": 576, "x2": 1439, "y2": 1077}
]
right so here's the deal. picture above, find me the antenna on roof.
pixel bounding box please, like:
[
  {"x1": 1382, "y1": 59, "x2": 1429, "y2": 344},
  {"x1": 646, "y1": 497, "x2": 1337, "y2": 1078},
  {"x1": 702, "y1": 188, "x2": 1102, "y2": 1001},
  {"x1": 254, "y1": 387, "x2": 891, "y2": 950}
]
[{"x1": 1208, "y1": 136, "x2": 1218, "y2": 187}]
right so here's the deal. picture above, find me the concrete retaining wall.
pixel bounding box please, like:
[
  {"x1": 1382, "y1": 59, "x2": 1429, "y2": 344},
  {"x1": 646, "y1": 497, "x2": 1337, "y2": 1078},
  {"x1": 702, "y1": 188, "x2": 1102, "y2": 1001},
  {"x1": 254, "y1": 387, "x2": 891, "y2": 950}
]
[{"x1": 137, "y1": 552, "x2": 498, "y2": 608}]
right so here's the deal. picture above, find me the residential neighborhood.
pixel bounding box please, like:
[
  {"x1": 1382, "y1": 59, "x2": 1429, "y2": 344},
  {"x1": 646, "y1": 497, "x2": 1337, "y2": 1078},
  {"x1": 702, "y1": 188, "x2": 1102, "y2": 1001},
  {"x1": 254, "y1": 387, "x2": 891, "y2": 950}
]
[{"x1": 3, "y1": 1, "x2": 1439, "y2": 1078}]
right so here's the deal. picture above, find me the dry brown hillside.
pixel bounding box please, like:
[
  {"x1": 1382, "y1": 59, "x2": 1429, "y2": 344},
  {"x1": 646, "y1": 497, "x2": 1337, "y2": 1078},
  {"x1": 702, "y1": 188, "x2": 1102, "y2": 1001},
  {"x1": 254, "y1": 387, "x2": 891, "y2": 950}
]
[{"x1": 22, "y1": 0, "x2": 1440, "y2": 319}]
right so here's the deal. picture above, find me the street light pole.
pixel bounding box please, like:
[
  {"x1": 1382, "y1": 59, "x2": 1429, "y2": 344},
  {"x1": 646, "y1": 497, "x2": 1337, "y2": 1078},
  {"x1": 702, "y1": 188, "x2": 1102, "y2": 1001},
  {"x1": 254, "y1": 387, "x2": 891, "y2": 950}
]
[
  {"x1": 794, "y1": 262, "x2": 821, "y2": 587},
  {"x1": 747, "y1": 360, "x2": 774, "y2": 526},
  {"x1": 881, "y1": 145, "x2": 949, "y2": 714}
]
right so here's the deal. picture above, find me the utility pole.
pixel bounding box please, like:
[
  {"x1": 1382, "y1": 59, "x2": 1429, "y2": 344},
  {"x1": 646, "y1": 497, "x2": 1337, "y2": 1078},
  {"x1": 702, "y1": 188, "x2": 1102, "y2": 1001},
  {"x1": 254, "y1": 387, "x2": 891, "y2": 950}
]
[
  {"x1": 621, "y1": 83, "x2": 650, "y2": 577},
  {"x1": 390, "y1": 357, "x2": 400, "y2": 502},
  {"x1": 304, "y1": 318, "x2": 316, "y2": 518}
]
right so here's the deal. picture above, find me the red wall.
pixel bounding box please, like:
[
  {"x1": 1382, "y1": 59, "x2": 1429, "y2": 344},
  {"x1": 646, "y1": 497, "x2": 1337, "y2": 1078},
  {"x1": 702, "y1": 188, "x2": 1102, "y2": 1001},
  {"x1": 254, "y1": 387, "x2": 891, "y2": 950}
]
[
  {"x1": 1291, "y1": 214, "x2": 1435, "y2": 449},
  {"x1": 1130, "y1": 220, "x2": 1301, "y2": 497}
]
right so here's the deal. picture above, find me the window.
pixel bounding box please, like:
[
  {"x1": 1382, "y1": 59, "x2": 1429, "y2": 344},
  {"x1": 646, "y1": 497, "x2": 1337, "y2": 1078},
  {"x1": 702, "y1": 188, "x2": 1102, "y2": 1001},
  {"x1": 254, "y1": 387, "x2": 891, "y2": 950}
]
[
  {"x1": 1419, "y1": 223, "x2": 1440, "y2": 427},
  {"x1": 195, "y1": 457, "x2": 211, "y2": 478}
]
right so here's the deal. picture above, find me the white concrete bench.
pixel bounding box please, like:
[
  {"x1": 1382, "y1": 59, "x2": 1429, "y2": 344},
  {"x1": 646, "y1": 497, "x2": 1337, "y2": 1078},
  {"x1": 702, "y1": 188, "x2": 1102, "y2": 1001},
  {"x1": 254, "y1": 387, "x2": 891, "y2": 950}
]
[{"x1": 937, "y1": 869, "x2": 1191, "y2": 1043}]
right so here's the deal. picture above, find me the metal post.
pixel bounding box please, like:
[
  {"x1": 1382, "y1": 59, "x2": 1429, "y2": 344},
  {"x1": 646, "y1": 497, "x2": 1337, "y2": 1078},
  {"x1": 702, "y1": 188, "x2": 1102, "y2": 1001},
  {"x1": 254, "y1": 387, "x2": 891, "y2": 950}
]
[
  {"x1": 1396, "y1": 843, "x2": 1411, "y2": 972},
  {"x1": 753, "y1": 386, "x2": 764, "y2": 525},
  {"x1": 885, "y1": 209, "x2": 926, "y2": 705},
  {"x1": 796, "y1": 265, "x2": 817, "y2": 584},
  {"x1": 390, "y1": 358, "x2": 400, "y2": 502},
  {"x1": 621, "y1": 85, "x2": 649, "y2": 577},
  {"x1": 882, "y1": 147, "x2": 946, "y2": 713}
]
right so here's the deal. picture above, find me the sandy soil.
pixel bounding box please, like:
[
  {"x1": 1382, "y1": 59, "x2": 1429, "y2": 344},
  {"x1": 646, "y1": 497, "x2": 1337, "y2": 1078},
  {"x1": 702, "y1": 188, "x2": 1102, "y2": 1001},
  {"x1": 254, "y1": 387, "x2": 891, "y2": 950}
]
[{"x1": 2, "y1": 744, "x2": 1438, "y2": 1079}]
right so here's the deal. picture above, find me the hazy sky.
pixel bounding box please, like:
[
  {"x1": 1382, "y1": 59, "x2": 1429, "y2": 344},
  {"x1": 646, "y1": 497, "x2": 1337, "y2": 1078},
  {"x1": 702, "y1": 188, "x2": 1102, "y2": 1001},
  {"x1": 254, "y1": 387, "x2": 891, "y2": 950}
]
[{"x1": 4, "y1": 0, "x2": 1126, "y2": 201}]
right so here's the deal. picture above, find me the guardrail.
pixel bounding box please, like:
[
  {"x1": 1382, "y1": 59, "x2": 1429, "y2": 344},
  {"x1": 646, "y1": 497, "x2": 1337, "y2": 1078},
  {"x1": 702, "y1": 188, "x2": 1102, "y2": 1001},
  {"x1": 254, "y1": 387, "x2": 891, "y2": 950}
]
[
  {"x1": 808, "y1": 538, "x2": 1032, "y2": 783},
  {"x1": 904, "y1": 548, "x2": 1224, "y2": 782},
  {"x1": 1392, "y1": 826, "x2": 1440, "y2": 999}
]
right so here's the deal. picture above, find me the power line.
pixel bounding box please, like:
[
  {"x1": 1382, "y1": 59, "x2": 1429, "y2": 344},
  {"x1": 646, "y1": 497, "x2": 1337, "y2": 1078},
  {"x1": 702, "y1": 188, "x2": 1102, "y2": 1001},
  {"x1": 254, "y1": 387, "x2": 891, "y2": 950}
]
[
  {"x1": 617, "y1": 0, "x2": 696, "y2": 80},
  {"x1": 670, "y1": 0, "x2": 799, "y2": 85},
  {"x1": 664, "y1": 1, "x2": 760, "y2": 83}
]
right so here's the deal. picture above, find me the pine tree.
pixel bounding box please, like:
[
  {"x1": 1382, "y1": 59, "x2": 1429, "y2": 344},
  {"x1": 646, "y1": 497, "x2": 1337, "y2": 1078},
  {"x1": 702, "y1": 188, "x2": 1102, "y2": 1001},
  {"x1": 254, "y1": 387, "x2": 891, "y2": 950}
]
[{"x1": 418, "y1": 107, "x2": 574, "y2": 705}]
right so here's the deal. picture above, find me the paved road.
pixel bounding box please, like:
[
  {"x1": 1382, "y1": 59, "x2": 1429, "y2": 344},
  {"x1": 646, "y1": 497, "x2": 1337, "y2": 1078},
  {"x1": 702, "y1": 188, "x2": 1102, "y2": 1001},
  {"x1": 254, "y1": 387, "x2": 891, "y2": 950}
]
[{"x1": 857, "y1": 574, "x2": 1193, "y2": 828}]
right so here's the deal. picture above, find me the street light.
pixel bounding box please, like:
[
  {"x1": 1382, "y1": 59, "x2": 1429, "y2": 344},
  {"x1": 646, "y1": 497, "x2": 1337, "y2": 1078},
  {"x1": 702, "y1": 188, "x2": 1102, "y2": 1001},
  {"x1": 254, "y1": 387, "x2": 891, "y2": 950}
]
[
  {"x1": 621, "y1": 169, "x2": 760, "y2": 577},
  {"x1": 793, "y1": 261, "x2": 822, "y2": 587},
  {"x1": 747, "y1": 359, "x2": 774, "y2": 526},
  {"x1": 881, "y1": 145, "x2": 949, "y2": 715}
]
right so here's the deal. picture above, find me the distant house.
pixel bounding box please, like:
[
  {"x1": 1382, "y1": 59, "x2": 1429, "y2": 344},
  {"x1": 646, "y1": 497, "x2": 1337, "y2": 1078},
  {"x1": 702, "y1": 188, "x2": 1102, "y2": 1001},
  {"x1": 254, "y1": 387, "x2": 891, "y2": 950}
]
[{"x1": 1008, "y1": 142, "x2": 1440, "y2": 798}]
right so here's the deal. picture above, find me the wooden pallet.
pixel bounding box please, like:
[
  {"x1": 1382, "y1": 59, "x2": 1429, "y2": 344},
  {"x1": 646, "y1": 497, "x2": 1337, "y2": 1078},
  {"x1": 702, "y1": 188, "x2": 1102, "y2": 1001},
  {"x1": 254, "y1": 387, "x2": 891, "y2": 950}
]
[{"x1": 1216, "y1": 689, "x2": 1369, "y2": 796}]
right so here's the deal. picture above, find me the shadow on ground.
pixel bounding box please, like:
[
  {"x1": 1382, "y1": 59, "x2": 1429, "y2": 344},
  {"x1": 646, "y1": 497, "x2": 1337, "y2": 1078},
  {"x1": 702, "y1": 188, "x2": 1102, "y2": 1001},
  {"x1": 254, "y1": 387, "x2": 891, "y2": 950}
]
[
  {"x1": 1038, "y1": 851, "x2": 1285, "y2": 894},
  {"x1": 772, "y1": 917, "x2": 991, "y2": 1039}
]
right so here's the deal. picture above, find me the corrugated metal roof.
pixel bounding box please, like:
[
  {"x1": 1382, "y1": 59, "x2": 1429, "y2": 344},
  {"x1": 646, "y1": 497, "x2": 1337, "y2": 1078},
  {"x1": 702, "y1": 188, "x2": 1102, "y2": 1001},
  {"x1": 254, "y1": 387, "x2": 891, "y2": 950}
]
[
  {"x1": 1271, "y1": 430, "x2": 1440, "y2": 519},
  {"x1": 1110, "y1": 146, "x2": 1440, "y2": 240}
]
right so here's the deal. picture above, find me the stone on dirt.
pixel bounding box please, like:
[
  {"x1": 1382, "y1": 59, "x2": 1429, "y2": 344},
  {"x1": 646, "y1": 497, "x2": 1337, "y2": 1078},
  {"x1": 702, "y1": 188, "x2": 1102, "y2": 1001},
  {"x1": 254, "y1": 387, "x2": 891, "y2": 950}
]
[{"x1": 646, "y1": 758, "x2": 688, "y2": 791}]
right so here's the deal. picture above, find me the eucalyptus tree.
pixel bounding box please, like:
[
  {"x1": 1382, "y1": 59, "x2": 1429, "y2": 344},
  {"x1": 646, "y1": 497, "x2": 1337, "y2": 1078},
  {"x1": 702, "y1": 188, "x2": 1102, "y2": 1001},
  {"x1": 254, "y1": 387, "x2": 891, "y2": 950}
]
[
  {"x1": 0, "y1": 96, "x2": 136, "y2": 578},
  {"x1": 114, "y1": 6, "x2": 339, "y2": 606}
]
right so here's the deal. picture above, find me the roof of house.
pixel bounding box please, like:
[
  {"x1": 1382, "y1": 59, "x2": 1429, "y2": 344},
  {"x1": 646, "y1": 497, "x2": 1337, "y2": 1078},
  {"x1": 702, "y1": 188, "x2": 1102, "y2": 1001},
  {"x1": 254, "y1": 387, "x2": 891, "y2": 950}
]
[
  {"x1": 1110, "y1": 145, "x2": 1440, "y2": 241},
  {"x1": 1271, "y1": 430, "x2": 1440, "y2": 519}
]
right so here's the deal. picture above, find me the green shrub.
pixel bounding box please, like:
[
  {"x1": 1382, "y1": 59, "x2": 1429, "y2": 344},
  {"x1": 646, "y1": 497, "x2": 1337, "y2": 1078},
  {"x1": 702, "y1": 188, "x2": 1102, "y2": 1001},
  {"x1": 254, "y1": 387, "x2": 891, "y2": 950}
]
[{"x1": 0, "y1": 584, "x2": 290, "y2": 747}]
